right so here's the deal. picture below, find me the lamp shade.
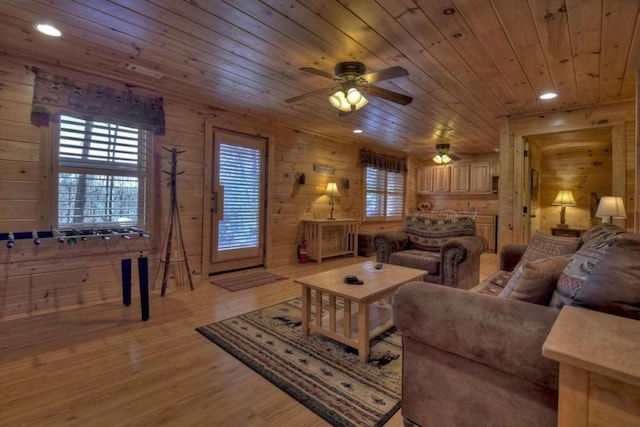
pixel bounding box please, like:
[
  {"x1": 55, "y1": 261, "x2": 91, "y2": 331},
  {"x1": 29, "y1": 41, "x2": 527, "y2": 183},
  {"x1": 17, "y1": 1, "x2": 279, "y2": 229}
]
[
  {"x1": 552, "y1": 190, "x2": 577, "y2": 206},
  {"x1": 595, "y1": 196, "x2": 626, "y2": 219},
  {"x1": 325, "y1": 182, "x2": 340, "y2": 197}
]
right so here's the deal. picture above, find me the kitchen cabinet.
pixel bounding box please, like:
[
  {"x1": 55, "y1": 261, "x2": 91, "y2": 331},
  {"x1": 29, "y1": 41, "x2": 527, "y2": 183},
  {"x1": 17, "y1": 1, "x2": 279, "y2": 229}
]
[
  {"x1": 469, "y1": 162, "x2": 492, "y2": 193},
  {"x1": 418, "y1": 166, "x2": 450, "y2": 193},
  {"x1": 475, "y1": 214, "x2": 497, "y2": 253},
  {"x1": 450, "y1": 164, "x2": 469, "y2": 192}
]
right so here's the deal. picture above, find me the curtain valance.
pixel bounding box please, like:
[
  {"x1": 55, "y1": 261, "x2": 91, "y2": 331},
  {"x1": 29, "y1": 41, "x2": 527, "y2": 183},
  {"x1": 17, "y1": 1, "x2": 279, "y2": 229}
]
[
  {"x1": 30, "y1": 67, "x2": 165, "y2": 135},
  {"x1": 359, "y1": 149, "x2": 407, "y2": 174}
]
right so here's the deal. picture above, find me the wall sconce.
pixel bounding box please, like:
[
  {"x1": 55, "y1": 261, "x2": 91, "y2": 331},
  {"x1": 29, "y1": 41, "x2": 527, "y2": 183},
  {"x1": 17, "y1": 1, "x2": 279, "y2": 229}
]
[
  {"x1": 325, "y1": 182, "x2": 340, "y2": 220},
  {"x1": 595, "y1": 196, "x2": 626, "y2": 224},
  {"x1": 294, "y1": 172, "x2": 305, "y2": 185},
  {"x1": 552, "y1": 190, "x2": 577, "y2": 228}
]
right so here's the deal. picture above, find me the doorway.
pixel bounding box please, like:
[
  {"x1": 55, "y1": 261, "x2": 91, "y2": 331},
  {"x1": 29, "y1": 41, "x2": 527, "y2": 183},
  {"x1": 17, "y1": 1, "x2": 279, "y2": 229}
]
[
  {"x1": 522, "y1": 127, "x2": 614, "y2": 242},
  {"x1": 208, "y1": 129, "x2": 267, "y2": 274}
]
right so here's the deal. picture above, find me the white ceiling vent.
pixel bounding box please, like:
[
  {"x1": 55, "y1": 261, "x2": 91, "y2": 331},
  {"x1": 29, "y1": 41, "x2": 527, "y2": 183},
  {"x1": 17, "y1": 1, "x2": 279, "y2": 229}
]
[{"x1": 126, "y1": 63, "x2": 164, "y2": 79}]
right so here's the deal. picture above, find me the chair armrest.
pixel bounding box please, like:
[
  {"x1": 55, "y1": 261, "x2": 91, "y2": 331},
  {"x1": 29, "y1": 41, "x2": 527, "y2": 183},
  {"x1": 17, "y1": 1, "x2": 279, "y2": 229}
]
[
  {"x1": 500, "y1": 244, "x2": 528, "y2": 271},
  {"x1": 374, "y1": 231, "x2": 409, "y2": 263},
  {"x1": 439, "y1": 236, "x2": 486, "y2": 287},
  {"x1": 392, "y1": 282, "x2": 560, "y2": 389}
]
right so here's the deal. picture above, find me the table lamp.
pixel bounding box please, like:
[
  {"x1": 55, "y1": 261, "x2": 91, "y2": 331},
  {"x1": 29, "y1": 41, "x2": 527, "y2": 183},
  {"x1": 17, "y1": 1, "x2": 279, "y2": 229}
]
[
  {"x1": 325, "y1": 182, "x2": 340, "y2": 220},
  {"x1": 595, "y1": 196, "x2": 626, "y2": 224},
  {"x1": 552, "y1": 190, "x2": 576, "y2": 228}
]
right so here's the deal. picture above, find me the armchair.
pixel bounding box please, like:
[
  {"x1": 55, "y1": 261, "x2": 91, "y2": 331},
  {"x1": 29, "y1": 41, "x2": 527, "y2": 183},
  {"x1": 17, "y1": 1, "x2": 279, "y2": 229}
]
[{"x1": 374, "y1": 215, "x2": 487, "y2": 290}]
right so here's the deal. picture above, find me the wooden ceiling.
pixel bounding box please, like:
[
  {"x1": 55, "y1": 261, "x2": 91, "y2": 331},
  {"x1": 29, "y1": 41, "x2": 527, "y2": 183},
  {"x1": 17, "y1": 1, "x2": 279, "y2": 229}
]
[
  {"x1": 1, "y1": 1, "x2": 639, "y2": 158},
  {"x1": 526, "y1": 127, "x2": 613, "y2": 153}
]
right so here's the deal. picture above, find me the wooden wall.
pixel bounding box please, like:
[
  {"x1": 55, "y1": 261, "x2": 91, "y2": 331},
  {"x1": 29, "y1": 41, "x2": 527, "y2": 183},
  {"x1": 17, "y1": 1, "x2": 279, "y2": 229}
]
[{"x1": 0, "y1": 56, "x2": 412, "y2": 318}]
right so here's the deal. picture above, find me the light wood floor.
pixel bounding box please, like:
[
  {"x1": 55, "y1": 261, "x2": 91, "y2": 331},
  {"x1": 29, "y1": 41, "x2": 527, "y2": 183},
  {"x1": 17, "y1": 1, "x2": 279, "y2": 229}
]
[{"x1": 0, "y1": 253, "x2": 498, "y2": 426}]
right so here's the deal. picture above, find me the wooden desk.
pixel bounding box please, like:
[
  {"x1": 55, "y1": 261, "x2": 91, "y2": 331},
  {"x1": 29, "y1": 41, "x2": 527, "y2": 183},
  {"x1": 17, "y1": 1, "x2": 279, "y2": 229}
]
[
  {"x1": 543, "y1": 306, "x2": 640, "y2": 426},
  {"x1": 302, "y1": 219, "x2": 359, "y2": 264},
  {"x1": 550, "y1": 227, "x2": 585, "y2": 238}
]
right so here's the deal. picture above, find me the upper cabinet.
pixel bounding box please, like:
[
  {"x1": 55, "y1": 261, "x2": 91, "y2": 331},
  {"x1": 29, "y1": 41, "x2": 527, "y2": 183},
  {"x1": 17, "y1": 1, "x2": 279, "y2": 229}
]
[
  {"x1": 450, "y1": 164, "x2": 470, "y2": 193},
  {"x1": 418, "y1": 157, "x2": 499, "y2": 195},
  {"x1": 469, "y1": 162, "x2": 492, "y2": 193},
  {"x1": 418, "y1": 165, "x2": 450, "y2": 193}
]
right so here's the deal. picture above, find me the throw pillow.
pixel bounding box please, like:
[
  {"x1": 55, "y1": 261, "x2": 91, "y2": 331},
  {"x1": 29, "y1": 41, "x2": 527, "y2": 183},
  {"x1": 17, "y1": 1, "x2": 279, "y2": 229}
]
[
  {"x1": 571, "y1": 237, "x2": 640, "y2": 320},
  {"x1": 501, "y1": 232, "x2": 580, "y2": 297},
  {"x1": 549, "y1": 229, "x2": 625, "y2": 309},
  {"x1": 499, "y1": 255, "x2": 571, "y2": 305}
]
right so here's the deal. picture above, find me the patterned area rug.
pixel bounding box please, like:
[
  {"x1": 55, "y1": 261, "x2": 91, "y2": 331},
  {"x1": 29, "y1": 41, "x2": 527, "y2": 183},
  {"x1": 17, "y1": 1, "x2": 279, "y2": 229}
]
[
  {"x1": 210, "y1": 270, "x2": 288, "y2": 291},
  {"x1": 196, "y1": 298, "x2": 401, "y2": 427}
]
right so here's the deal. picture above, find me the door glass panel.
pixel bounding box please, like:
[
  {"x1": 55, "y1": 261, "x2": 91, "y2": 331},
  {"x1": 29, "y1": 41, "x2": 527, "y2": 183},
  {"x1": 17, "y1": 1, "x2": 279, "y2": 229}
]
[{"x1": 218, "y1": 143, "x2": 261, "y2": 251}]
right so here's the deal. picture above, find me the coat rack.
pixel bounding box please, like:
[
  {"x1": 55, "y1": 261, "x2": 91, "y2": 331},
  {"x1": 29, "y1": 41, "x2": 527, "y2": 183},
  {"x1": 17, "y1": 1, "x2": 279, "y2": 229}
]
[{"x1": 156, "y1": 147, "x2": 194, "y2": 296}]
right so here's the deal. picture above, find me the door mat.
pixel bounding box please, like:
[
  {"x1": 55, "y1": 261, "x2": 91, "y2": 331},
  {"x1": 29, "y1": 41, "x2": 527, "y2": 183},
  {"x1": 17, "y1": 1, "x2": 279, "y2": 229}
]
[
  {"x1": 210, "y1": 270, "x2": 288, "y2": 292},
  {"x1": 196, "y1": 298, "x2": 401, "y2": 427}
]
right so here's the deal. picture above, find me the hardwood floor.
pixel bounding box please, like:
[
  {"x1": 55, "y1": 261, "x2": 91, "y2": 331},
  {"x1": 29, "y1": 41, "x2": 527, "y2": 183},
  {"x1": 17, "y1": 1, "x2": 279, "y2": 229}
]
[{"x1": 0, "y1": 254, "x2": 498, "y2": 426}]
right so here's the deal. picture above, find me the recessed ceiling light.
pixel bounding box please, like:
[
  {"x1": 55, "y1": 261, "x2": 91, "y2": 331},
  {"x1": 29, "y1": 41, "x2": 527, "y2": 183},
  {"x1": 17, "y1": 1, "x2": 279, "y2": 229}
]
[
  {"x1": 36, "y1": 24, "x2": 62, "y2": 37},
  {"x1": 353, "y1": 129, "x2": 363, "y2": 134},
  {"x1": 539, "y1": 92, "x2": 558, "y2": 100}
]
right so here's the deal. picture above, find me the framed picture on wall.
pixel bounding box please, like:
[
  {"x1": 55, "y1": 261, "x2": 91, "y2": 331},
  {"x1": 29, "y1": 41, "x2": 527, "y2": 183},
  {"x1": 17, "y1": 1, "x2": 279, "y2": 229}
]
[{"x1": 531, "y1": 169, "x2": 539, "y2": 199}]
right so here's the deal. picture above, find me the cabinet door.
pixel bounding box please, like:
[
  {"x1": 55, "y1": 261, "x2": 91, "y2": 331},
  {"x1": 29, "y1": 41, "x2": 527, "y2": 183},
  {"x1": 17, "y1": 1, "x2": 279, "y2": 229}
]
[
  {"x1": 432, "y1": 166, "x2": 450, "y2": 192},
  {"x1": 417, "y1": 167, "x2": 433, "y2": 194},
  {"x1": 475, "y1": 215, "x2": 497, "y2": 253},
  {"x1": 491, "y1": 160, "x2": 499, "y2": 177},
  {"x1": 469, "y1": 162, "x2": 492, "y2": 193},
  {"x1": 450, "y1": 164, "x2": 470, "y2": 192}
]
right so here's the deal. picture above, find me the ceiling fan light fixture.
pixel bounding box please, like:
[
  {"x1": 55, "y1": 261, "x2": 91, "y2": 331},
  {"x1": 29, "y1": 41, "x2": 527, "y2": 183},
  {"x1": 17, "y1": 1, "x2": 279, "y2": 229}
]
[
  {"x1": 433, "y1": 154, "x2": 451, "y2": 164},
  {"x1": 328, "y1": 89, "x2": 368, "y2": 112}
]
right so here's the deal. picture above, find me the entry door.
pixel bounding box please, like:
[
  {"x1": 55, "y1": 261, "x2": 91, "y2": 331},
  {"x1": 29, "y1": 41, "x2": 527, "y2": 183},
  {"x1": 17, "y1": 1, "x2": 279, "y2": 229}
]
[{"x1": 209, "y1": 130, "x2": 266, "y2": 273}]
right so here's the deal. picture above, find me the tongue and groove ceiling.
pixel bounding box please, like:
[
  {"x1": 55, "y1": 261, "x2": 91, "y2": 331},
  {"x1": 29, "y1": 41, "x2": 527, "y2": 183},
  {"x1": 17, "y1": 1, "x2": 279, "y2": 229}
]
[{"x1": 1, "y1": 1, "x2": 638, "y2": 158}]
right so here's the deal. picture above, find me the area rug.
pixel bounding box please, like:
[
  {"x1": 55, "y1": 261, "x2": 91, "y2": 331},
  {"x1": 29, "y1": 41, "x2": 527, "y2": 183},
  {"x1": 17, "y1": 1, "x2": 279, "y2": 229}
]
[
  {"x1": 196, "y1": 297, "x2": 401, "y2": 427},
  {"x1": 210, "y1": 270, "x2": 288, "y2": 291}
]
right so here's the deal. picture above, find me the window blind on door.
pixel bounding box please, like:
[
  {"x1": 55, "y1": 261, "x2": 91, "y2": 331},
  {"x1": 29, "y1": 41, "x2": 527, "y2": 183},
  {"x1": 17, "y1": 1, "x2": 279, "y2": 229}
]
[{"x1": 217, "y1": 143, "x2": 261, "y2": 251}]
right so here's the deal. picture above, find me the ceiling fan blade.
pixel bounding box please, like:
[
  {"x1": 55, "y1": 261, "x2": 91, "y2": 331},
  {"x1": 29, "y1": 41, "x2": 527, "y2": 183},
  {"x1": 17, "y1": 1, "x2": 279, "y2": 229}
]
[
  {"x1": 285, "y1": 87, "x2": 336, "y2": 103},
  {"x1": 361, "y1": 66, "x2": 409, "y2": 84},
  {"x1": 367, "y1": 86, "x2": 413, "y2": 105},
  {"x1": 299, "y1": 67, "x2": 336, "y2": 80},
  {"x1": 448, "y1": 153, "x2": 461, "y2": 161}
]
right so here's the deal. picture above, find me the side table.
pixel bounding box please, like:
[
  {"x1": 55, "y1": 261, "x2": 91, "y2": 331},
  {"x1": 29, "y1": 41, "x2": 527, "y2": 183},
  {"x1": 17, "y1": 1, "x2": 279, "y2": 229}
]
[
  {"x1": 542, "y1": 306, "x2": 640, "y2": 426},
  {"x1": 550, "y1": 227, "x2": 585, "y2": 238},
  {"x1": 301, "y1": 219, "x2": 359, "y2": 264}
]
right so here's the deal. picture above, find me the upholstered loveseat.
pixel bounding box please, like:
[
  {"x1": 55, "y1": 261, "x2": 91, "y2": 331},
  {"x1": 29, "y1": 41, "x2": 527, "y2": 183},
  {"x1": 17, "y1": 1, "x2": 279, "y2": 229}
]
[
  {"x1": 374, "y1": 215, "x2": 487, "y2": 290},
  {"x1": 393, "y1": 224, "x2": 640, "y2": 427}
]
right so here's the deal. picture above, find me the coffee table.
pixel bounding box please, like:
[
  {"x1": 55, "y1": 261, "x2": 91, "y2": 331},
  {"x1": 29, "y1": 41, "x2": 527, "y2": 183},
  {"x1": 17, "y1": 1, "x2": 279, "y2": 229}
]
[{"x1": 294, "y1": 261, "x2": 426, "y2": 362}]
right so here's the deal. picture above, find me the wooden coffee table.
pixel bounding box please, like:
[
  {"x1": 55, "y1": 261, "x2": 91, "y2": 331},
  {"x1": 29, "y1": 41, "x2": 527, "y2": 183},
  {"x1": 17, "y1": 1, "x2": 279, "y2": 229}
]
[{"x1": 294, "y1": 261, "x2": 426, "y2": 362}]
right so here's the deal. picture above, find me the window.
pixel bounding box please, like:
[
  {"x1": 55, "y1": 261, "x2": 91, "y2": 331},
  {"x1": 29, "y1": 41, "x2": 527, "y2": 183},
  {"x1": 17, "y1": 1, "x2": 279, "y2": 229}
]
[
  {"x1": 364, "y1": 167, "x2": 405, "y2": 220},
  {"x1": 55, "y1": 115, "x2": 149, "y2": 229}
]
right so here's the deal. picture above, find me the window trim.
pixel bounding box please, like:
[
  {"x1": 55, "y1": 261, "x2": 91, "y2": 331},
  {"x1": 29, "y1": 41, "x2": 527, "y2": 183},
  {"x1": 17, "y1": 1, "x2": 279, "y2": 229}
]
[
  {"x1": 50, "y1": 114, "x2": 153, "y2": 231},
  {"x1": 362, "y1": 166, "x2": 406, "y2": 222}
]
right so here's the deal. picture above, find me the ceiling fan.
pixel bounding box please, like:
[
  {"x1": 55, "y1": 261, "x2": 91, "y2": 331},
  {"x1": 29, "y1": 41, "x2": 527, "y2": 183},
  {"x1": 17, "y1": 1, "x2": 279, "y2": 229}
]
[
  {"x1": 431, "y1": 143, "x2": 460, "y2": 164},
  {"x1": 285, "y1": 61, "x2": 413, "y2": 115}
]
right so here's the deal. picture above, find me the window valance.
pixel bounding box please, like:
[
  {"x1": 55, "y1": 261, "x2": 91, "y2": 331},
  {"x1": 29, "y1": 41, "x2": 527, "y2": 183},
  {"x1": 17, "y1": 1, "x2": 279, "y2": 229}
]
[
  {"x1": 359, "y1": 148, "x2": 407, "y2": 174},
  {"x1": 30, "y1": 67, "x2": 165, "y2": 135}
]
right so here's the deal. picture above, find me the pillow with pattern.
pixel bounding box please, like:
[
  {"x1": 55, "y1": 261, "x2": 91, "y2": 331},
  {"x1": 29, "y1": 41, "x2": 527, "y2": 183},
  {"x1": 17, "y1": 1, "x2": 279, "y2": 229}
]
[
  {"x1": 571, "y1": 237, "x2": 640, "y2": 320},
  {"x1": 500, "y1": 232, "x2": 580, "y2": 299},
  {"x1": 549, "y1": 224, "x2": 626, "y2": 309}
]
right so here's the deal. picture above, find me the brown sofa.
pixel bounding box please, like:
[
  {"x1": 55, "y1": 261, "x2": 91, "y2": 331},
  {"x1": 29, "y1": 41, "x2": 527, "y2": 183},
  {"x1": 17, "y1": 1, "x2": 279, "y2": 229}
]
[
  {"x1": 374, "y1": 215, "x2": 487, "y2": 290},
  {"x1": 392, "y1": 224, "x2": 640, "y2": 427}
]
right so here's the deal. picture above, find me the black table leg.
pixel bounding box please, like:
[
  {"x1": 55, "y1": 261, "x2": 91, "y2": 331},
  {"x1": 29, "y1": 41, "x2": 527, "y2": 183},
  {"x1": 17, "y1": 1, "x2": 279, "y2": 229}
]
[
  {"x1": 138, "y1": 256, "x2": 149, "y2": 321},
  {"x1": 122, "y1": 258, "x2": 132, "y2": 306}
]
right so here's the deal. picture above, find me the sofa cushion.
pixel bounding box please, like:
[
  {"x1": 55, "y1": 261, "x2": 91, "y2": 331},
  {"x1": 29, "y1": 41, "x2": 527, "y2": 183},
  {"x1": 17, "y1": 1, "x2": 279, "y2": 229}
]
[
  {"x1": 549, "y1": 224, "x2": 626, "y2": 309},
  {"x1": 403, "y1": 216, "x2": 475, "y2": 251},
  {"x1": 471, "y1": 270, "x2": 512, "y2": 296},
  {"x1": 571, "y1": 236, "x2": 640, "y2": 320},
  {"x1": 503, "y1": 232, "x2": 580, "y2": 298},
  {"x1": 499, "y1": 255, "x2": 571, "y2": 305},
  {"x1": 389, "y1": 249, "x2": 439, "y2": 275}
]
